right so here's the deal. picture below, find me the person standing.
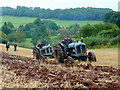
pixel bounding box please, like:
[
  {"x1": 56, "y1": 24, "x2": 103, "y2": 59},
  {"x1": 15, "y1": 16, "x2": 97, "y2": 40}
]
[
  {"x1": 14, "y1": 43, "x2": 17, "y2": 51},
  {"x1": 6, "y1": 42, "x2": 10, "y2": 51}
]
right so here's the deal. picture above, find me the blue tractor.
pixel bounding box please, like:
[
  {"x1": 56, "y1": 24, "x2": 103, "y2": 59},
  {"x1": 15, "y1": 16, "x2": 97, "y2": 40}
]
[
  {"x1": 40, "y1": 45, "x2": 54, "y2": 58},
  {"x1": 33, "y1": 44, "x2": 54, "y2": 59},
  {"x1": 54, "y1": 41, "x2": 96, "y2": 63}
]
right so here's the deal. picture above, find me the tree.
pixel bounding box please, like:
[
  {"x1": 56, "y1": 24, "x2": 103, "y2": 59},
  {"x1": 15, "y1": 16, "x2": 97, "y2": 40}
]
[
  {"x1": 79, "y1": 24, "x2": 95, "y2": 37},
  {"x1": 33, "y1": 18, "x2": 43, "y2": 26},
  {"x1": 68, "y1": 24, "x2": 80, "y2": 35},
  {"x1": 47, "y1": 21, "x2": 60, "y2": 30},
  {"x1": 0, "y1": 31, "x2": 7, "y2": 43},
  {"x1": 7, "y1": 22, "x2": 14, "y2": 28},
  {"x1": 104, "y1": 11, "x2": 120, "y2": 28},
  {"x1": 2, "y1": 25, "x2": 13, "y2": 35},
  {"x1": 23, "y1": 23, "x2": 36, "y2": 38},
  {"x1": 57, "y1": 28, "x2": 70, "y2": 40},
  {"x1": 16, "y1": 27, "x2": 26, "y2": 43},
  {"x1": 32, "y1": 25, "x2": 49, "y2": 45},
  {"x1": 42, "y1": 20, "x2": 60, "y2": 30},
  {"x1": 7, "y1": 32, "x2": 17, "y2": 42}
]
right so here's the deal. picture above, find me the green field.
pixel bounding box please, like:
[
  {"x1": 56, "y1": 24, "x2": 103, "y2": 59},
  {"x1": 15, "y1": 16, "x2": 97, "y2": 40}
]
[{"x1": 0, "y1": 16, "x2": 103, "y2": 28}]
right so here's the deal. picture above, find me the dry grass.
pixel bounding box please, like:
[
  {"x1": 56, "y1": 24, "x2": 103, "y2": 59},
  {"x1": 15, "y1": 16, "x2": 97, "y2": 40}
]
[
  {"x1": 1, "y1": 44, "x2": 119, "y2": 68},
  {"x1": 87, "y1": 49, "x2": 118, "y2": 68},
  {"x1": 1, "y1": 44, "x2": 32, "y2": 57}
]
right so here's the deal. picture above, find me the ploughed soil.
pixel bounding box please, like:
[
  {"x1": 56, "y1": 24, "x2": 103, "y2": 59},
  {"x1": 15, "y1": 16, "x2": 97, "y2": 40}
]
[{"x1": 1, "y1": 52, "x2": 120, "y2": 89}]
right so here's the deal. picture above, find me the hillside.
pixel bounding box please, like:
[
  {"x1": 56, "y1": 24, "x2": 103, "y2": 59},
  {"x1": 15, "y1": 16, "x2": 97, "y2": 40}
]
[{"x1": 0, "y1": 16, "x2": 102, "y2": 27}]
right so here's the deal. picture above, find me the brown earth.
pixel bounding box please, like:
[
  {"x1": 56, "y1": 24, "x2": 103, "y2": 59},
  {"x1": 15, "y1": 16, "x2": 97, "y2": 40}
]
[{"x1": 1, "y1": 52, "x2": 120, "y2": 89}]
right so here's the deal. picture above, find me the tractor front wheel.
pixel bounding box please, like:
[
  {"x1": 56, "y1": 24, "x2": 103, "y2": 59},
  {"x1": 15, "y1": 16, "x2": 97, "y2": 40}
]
[{"x1": 88, "y1": 52, "x2": 97, "y2": 62}]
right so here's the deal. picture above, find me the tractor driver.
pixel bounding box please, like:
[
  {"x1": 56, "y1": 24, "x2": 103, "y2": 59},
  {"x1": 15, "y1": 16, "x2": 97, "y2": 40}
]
[
  {"x1": 62, "y1": 36, "x2": 73, "y2": 47},
  {"x1": 37, "y1": 42, "x2": 45, "y2": 49}
]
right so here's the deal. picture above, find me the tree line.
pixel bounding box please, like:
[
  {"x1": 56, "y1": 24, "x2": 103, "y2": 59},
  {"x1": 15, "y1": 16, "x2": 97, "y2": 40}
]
[{"x1": 1, "y1": 6, "x2": 113, "y2": 20}]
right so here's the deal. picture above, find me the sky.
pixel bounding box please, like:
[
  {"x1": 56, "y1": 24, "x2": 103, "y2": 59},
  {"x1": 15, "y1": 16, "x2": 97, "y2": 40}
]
[{"x1": 0, "y1": 0, "x2": 119, "y2": 11}]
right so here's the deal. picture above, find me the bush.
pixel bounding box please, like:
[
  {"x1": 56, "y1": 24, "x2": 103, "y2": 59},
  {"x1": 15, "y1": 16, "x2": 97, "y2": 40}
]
[
  {"x1": 110, "y1": 35, "x2": 120, "y2": 45},
  {"x1": 2, "y1": 38, "x2": 8, "y2": 44},
  {"x1": 98, "y1": 28, "x2": 120, "y2": 38},
  {"x1": 84, "y1": 35, "x2": 110, "y2": 47},
  {"x1": 79, "y1": 23, "x2": 118, "y2": 38}
]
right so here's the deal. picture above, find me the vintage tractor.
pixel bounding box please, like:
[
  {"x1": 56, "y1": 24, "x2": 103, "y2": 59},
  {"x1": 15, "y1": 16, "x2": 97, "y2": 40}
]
[
  {"x1": 33, "y1": 44, "x2": 54, "y2": 59},
  {"x1": 54, "y1": 41, "x2": 96, "y2": 63}
]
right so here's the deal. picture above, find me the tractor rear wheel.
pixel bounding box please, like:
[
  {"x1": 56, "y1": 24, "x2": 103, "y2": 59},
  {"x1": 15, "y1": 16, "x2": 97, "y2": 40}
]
[
  {"x1": 88, "y1": 52, "x2": 97, "y2": 62},
  {"x1": 54, "y1": 45, "x2": 65, "y2": 63},
  {"x1": 36, "y1": 54, "x2": 40, "y2": 59}
]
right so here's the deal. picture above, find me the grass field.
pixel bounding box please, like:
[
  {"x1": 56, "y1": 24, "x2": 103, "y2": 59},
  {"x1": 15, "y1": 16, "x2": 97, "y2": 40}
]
[{"x1": 0, "y1": 16, "x2": 103, "y2": 28}]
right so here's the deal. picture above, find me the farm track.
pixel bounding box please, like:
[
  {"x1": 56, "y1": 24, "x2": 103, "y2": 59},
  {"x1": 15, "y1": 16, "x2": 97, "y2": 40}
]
[{"x1": 1, "y1": 52, "x2": 120, "y2": 89}]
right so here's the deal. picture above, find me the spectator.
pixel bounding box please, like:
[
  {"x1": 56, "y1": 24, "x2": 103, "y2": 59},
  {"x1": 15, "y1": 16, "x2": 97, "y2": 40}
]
[
  {"x1": 14, "y1": 43, "x2": 17, "y2": 51},
  {"x1": 6, "y1": 41, "x2": 10, "y2": 51}
]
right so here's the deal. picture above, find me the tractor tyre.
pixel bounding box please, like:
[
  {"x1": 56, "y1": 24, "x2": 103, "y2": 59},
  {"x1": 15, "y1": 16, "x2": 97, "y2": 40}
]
[
  {"x1": 88, "y1": 52, "x2": 97, "y2": 62},
  {"x1": 36, "y1": 54, "x2": 40, "y2": 59},
  {"x1": 54, "y1": 45, "x2": 65, "y2": 63},
  {"x1": 58, "y1": 50, "x2": 65, "y2": 63}
]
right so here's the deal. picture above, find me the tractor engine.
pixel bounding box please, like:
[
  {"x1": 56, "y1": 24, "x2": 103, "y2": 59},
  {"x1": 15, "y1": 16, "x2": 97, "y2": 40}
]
[{"x1": 68, "y1": 42, "x2": 87, "y2": 60}]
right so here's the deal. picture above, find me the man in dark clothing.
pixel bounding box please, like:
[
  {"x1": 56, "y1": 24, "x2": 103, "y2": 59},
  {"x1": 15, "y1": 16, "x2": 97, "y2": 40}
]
[
  {"x1": 14, "y1": 43, "x2": 17, "y2": 51},
  {"x1": 62, "y1": 36, "x2": 73, "y2": 47},
  {"x1": 6, "y1": 42, "x2": 10, "y2": 51},
  {"x1": 37, "y1": 42, "x2": 45, "y2": 49}
]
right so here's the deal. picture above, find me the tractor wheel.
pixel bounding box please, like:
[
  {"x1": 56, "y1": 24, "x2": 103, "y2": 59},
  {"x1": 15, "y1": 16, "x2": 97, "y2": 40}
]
[
  {"x1": 88, "y1": 52, "x2": 97, "y2": 62},
  {"x1": 54, "y1": 45, "x2": 65, "y2": 63},
  {"x1": 58, "y1": 50, "x2": 65, "y2": 63},
  {"x1": 36, "y1": 54, "x2": 40, "y2": 59}
]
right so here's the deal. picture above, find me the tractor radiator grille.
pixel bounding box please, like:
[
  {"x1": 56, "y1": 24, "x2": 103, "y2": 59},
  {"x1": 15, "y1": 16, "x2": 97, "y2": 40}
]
[
  {"x1": 76, "y1": 45, "x2": 86, "y2": 53},
  {"x1": 77, "y1": 46, "x2": 81, "y2": 53},
  {"x1": 82, "y1": 45, "x2": 86, "y2": 53}
]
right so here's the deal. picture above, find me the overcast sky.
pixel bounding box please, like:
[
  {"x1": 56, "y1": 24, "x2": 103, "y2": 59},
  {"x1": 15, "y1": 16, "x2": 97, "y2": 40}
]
[{"x1": 0, "y1": 0, "x2": 119, "y2": 11}]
